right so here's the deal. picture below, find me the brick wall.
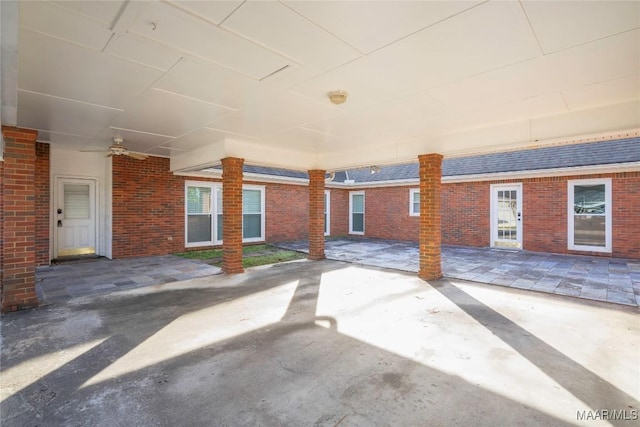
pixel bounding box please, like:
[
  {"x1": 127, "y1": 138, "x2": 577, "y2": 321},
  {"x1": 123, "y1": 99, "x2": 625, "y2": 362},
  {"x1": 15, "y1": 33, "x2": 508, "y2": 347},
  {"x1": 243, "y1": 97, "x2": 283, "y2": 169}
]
[
  {"x1": 35, "y1": 142, "x2": 50, "y2": 266},
  {"x1": 112, "y1": 155, "x2": 186, "y2": 258},
  {"x1": 110, "y1": 155, "x2": 639, "y2": 260},
  {"x1": 442, "y1": 181, "x2": 490, "y2": 247},
  {"x1": 327, "y1": 189, "x2": 349, "y2": 236},
  {"x1": 613, "y1": 171, "x2": 640, "y2": 259},
  {"x1": 265, "y1": 183, "x2": 309, "y2": 242},
  {"x1": 111, "y1": 156, "x2": 311, "y2": 258},
  {"x1": 1, "y1": 127, "x2": 39, "y2": 312}
]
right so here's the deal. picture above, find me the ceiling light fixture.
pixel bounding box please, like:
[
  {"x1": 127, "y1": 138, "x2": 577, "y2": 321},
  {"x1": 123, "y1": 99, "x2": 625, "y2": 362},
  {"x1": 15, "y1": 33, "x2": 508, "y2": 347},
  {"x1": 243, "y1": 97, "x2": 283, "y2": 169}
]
[{"x1": 328, "y1": 90, "x2": 348, "y2": 105}]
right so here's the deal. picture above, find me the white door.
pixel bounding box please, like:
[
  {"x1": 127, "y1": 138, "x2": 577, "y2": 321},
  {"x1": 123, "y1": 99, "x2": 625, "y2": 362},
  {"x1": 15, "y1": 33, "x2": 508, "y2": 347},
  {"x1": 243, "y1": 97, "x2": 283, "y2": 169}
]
[
  {"x1": 56, "y1": 178, "x2": 97, "y2": 257},
  {"x1": 490, "y1": 184, "x2": 523, "y2": 249}
]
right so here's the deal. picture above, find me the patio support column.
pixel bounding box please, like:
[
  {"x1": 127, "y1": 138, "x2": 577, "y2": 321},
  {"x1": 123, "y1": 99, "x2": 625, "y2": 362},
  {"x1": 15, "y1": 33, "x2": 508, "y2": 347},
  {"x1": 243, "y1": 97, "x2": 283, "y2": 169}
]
[
  {"x1": 222, "y1": 157, "x2": 244, "y2": 274},
  {"x1": 1, "y1": 126, "x2": 39, "y2": 312},
  {"x1": 418, "y1": 153, "x2": 443, "y2": 281},
  {"x1": 308, "y1": 170, "x2": 326, "y2": 260}
]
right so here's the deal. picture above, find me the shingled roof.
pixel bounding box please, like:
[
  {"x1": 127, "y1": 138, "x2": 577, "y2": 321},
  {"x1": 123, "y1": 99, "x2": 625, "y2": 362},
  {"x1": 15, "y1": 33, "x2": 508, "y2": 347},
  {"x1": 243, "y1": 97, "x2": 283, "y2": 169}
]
[
  {"x1": 342, "y1": 137, "x2": 639, "y2": 183},
  {"x1": 208, "y1": 137, "x2": 638, "y2": 183}
]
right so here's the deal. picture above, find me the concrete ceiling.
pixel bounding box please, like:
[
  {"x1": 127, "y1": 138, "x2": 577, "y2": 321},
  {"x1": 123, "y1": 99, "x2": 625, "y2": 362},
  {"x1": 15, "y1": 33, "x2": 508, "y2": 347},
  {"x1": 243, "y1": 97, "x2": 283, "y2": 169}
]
[{"x1": 3, "y1": 0, "x2": 639, "y2": 171}]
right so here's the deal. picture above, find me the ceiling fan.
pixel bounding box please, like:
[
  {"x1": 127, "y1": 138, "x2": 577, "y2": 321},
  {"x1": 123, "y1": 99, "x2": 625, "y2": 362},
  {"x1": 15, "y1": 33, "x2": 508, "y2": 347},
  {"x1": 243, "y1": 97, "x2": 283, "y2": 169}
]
[{"x1": 106, "y1": 137, "x2": 148, "y2": 160}]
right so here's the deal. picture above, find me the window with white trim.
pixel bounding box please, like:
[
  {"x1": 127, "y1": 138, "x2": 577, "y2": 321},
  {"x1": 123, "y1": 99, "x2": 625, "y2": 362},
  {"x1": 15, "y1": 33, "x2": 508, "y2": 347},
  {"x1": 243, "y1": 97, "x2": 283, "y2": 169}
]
[
  {"x1": 349, "y1": 191, "x2": 365, "y2": 234},
  {"x1": 568, "y1": 178, "x2": 611, "y2": 253},
  {"x1": 185, "y1": 182, "x2": 265, "y2": 246},
  {"x1": 409, "y1": 188, "x2": 420, "y2": 216},
  {"x1": 242, "y1": 186, "x2": 265, "y2": 242}
]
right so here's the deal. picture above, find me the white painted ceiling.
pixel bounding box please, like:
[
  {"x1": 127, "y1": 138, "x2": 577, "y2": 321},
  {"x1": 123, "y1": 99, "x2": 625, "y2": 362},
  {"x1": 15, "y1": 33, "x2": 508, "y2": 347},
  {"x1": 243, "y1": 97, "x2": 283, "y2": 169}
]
[{"x1": 4, "y1": 0, "x2": 640, "y2": 171}]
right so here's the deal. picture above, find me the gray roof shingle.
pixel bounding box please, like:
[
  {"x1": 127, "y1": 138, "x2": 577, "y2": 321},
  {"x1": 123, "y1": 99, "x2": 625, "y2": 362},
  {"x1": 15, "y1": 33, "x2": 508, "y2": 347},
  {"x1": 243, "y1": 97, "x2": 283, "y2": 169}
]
[{"x1": 208, "y1": 137, "x2": 639, "y2": 182}]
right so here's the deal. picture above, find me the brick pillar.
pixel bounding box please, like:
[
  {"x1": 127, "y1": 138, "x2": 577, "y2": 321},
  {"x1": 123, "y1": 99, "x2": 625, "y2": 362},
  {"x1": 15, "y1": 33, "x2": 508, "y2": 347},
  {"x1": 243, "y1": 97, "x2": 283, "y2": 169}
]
[
  {"x1": 1, "y1": 126, "x2": 39, "y2": 312},
  {"x1": 418, "y1": 153, "x2": 443, "y2": 281},
  {"x1": 308, "y1": 170, "x2": 326, "y2": 260},
  {"x1": 222, "y1": 157, "x2": 244, "y2": 274},
  {"x1": 35, "y1": 142, "x2": 50, "y2": 266}
]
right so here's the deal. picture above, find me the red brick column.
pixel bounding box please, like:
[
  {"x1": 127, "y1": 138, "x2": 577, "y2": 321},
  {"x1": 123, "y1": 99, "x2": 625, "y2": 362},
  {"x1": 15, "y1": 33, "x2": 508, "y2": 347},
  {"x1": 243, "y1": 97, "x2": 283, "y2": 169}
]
[
  {"x1": 1, "y1": 126, "x2": 39, "y2": 312},
  {"x1": 222, "y1": 157, "x2": 244, "y2": 274},
  {"x1": 35, "y1": 142, "x2": 50, "y2": 266},
  {"x1": 418, "y1": 153, "x2": 443, "y2": 281},
  {"x1": 308, "y1": 170, "x2": 326, "y2": 260}
]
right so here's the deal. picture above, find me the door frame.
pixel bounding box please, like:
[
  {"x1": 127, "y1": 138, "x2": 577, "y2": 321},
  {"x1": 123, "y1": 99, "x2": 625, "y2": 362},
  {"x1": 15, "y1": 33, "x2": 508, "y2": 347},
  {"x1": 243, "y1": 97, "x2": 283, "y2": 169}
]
[
  {"x1": 490, "y1": 183, "x2": 523, "y2": 249},
  {"x1": 53, "y1": 176, "x2": 100, "y2": 258}
]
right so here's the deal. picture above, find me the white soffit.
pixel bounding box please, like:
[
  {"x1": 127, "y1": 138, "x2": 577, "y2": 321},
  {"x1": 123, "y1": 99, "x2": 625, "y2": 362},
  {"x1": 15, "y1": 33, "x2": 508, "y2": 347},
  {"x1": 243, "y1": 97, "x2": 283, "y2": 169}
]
[
  {"x1": 428, "y1": 30, "x2": 640, "y2": 111},
  {"x1": 17, "y1": 90, "x2": 121, "y2": 137},
  {"x1": 283, "y1": 0, "x2": 482, "y2": 54},
  {"x1": 103, "y1": 34, "x2": 182, "y2": 72},
  {"x1": 20, "y1": 0, "x2": 113, "y2": 50},
  {"x1": 154, "y1": 58, "x2": 261, "y2": 110},
  {"x1": 562, "y1": 75, "x2": 640, "y2": 111},
  {"x1": 111, "y1": 89, "x2": 236, "y2": 138},
  {"x1": 51, "y1": 0, "x2": 125, "y2": 26},
  {"x1": 127, "y1": 1, "x2": 290, "y2": 80},
  {"x1": 34, "y1": 130, "x2": 90, "y2": 150},
  {"x1": 291, "y1": 1, "x2": 540, "y2": 107},
  {"x1": 18, "y1": 30, "x2": 163, "y2": 110},
  {"x1": 222, "y1": 1, "x2": 361, "y2": 70},
  {"x1": 163, "y1": 127, "x2": 229, "y2": 152},
  {"x1": 208, "y1": 92, "x2": 340, "y2": 139},
  {"x1": 522, "y1": 0, "x2": 640, "y2": 54},
  {"x1": 167, "y1": 0, "x2": 243, "y2": 25}
]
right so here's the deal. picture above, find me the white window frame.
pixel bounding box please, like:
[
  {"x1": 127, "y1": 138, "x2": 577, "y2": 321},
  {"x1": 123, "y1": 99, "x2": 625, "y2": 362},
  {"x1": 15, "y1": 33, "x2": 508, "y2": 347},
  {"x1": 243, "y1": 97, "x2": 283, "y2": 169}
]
[
  {"x1": 324, "y1": 190, "x2": 331, "y2": 236},
  {"x1": 567, "y1": 178, "x2": 612, "y2": 253},
  {"x1": 242, "y1": 184, "x2": 266, "y2": 243},
  {"x1": 185, "y1": 181, "x2": 265, "y2": 247},
  {"x1": 349, "y1": 191, "x2": 365, "y2": 235},
  {"x1": 409, "y1": 188, "x2": 420, "y2": 216}
]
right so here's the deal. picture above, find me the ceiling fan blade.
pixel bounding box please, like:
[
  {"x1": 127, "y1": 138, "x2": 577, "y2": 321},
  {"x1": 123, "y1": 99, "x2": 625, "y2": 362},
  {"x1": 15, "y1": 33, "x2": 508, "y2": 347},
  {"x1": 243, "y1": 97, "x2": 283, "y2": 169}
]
[{"x1": 125, "y1": 152, "x2": 148, "y2": 160}]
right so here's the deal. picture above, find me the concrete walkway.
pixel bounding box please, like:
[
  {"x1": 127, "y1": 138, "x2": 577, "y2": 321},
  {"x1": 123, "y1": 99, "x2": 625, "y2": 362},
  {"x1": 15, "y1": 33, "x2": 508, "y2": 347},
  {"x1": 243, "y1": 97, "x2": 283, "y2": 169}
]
[
  {"x1": 2, "y1": 260, "x2": 639, "y2": 426},
  {"x1": 276, "y1": 239, "x2": 640, "y2": 307}
]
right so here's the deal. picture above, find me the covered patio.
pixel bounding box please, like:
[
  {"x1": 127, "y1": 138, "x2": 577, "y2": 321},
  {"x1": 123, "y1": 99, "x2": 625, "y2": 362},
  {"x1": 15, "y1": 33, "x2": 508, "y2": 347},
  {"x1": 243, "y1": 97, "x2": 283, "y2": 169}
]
[{"x1": 3, "y1": 259, "x2": 639, "y2": 426}]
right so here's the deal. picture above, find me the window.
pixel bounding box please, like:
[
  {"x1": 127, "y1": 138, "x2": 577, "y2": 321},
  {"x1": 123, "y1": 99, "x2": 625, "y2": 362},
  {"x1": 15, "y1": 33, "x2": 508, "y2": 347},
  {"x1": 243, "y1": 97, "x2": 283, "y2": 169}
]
[
  {"x1": 324, "y1": 190, "x2": 331, "y2": 236},
  {"x1": 568, "y1": 179, "x2": 611, "y2": 253},
  {"x1": 242, "y1": 186, "x2": 265, "y2": 242},
  {"x1": 186, "y1": 185, "x2": 213, "y2": 244},
  {"x1": 349, "y1": 191, "x2": 365, "y2": 234},
  {"x1": 185, "y1": 182, "x2": 264, "y2": 246},
  {"x1": 409, "y1": 188, "x2": 420, "y2": 216}
]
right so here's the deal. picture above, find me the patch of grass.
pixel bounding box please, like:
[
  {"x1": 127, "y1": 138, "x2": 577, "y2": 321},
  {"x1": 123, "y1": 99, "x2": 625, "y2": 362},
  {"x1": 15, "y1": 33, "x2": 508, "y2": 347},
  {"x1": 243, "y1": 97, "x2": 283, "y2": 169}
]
[
  {"x1": 242, "y1": 251, "x2": 306, "y2": 268},
  {"x1": 174, "y1": 244, "x2": 305, "y2": 268},
  {"x1": 176, "y1": 249, "x2": 223, "y2": 259}
]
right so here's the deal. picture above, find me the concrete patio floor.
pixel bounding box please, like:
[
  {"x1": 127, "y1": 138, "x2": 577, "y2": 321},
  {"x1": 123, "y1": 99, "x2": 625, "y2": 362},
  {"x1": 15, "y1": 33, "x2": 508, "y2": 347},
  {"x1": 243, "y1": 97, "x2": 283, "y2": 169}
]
[
  {"x1": 277, "y1": 239, "x2": 640, "y2": 307},
  {"x1": 2, "y1": 260, "x2": 639, "y2": 426}
]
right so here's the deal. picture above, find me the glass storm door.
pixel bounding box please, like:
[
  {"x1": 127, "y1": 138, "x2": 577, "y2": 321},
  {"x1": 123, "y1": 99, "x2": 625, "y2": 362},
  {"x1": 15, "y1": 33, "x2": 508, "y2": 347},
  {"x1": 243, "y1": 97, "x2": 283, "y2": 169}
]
[
  {"x1": 491, "y1": 184, "x2": 522, "y2": 249},
  {"x1": 56, "y1": 178, "x2": 97, "y2": 257}
]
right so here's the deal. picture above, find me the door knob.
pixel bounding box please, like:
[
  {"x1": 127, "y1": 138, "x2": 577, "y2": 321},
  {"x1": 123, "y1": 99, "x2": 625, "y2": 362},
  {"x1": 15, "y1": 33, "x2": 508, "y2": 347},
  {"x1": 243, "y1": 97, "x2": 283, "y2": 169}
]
[{"x1": 57, "y1": 220, "x2": 62, "y2": 227}]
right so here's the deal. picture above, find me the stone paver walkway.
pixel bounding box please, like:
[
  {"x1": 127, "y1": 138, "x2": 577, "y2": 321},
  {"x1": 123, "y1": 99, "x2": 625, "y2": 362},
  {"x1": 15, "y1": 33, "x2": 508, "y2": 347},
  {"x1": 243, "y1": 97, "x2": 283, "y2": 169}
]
[
  {"x1": 276, "y1": 239, "x2": 640, "y2": 307},
  {"x1": 36, "y1": 255, "x2": 221, "y2": 303}
]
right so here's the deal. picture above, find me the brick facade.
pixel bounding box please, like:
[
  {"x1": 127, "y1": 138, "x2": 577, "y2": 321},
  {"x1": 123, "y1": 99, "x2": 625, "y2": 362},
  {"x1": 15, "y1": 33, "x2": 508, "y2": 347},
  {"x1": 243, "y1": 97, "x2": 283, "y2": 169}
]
[
  {"x1": 35, "y1": 142, "x2": 50, "y2": 266},
  {"x1": 333, "y1": 172, "x2": 639, "y2": 260},
  {"x1": 418, "y1": 154, "x2": 443, "y2": 280},
  {"x1": 112, "y1": 156, "x2": 186, "y2": 257},
  {"x1": 222, "y1": 157, "x2": 245, "y2": 274},
  {"x1": 265, "y1": 183, "x2": 309, "y2": 242},
  {"x1": 1, "y1": 127, "x2": 39, "y2": 312},
  {"x1": 308, "y1": 170, "x2": 326, "y2": 260}
]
